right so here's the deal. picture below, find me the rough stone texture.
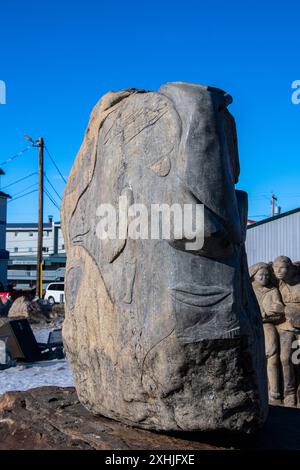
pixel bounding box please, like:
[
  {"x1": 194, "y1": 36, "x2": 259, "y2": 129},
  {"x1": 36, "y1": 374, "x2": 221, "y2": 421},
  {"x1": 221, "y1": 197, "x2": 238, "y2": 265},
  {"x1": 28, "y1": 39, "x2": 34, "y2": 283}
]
[
  {"x1": 61, "y1": 82, "x2": 268, "y2": 432},
  {"x1": 0, "y1": 387, "x2": 300, "y2": 450}
]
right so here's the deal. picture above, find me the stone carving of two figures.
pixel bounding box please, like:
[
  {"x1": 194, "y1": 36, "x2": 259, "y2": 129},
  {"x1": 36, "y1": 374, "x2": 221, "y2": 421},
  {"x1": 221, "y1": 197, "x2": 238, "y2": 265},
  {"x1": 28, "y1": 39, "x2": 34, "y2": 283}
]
[{"x1": 250, "y1": 256, "x2": 300, "y2": 406}]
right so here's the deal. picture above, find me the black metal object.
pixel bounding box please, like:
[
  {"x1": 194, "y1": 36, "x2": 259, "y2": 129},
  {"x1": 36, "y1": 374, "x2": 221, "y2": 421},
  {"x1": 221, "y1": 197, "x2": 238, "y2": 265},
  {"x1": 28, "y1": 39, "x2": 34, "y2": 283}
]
[
  {"x1": 0, "y1": 321, "x2": 65, "y2": 362},
  {"x1": 0, "y1": 320, "x2": 42, "y2": 362},
  {"x1": 37, "y1": 328, "x2": 65, "y2": 360},
  {"x1": 48, "y1": 329, "x2": 63, "y2": 347}
]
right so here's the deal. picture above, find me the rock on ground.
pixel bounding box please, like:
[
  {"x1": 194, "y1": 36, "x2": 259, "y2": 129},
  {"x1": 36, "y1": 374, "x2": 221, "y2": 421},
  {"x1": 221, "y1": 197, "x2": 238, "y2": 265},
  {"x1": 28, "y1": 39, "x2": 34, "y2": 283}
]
[{"x1": 8, "y1": 296, "x2": 64, "y2": 324}]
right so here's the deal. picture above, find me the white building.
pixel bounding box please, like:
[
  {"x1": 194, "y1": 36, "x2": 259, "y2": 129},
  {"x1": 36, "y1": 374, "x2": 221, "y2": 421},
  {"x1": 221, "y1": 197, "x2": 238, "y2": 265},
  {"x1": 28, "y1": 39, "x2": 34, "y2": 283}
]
[
  {"x1": 246, "y1": 207, "x2": 300, "y2": 266},
  {"x1": 6, "y1": 216, "x2": 66, "y2": 288},
  {"x1": 6, "y1": 216, "x2": 65, "y2": 256}
]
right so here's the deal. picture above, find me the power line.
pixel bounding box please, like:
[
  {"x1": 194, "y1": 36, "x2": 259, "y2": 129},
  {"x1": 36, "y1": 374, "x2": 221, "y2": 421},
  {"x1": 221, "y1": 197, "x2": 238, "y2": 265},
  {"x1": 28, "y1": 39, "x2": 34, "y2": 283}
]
[
  {"x1": 8, "y1": 189, "x2": 38, "y2": 203},
  {"x1": 276, "y1": 194, "x2": 300, "y2": 198},
  {"x1": 11, "y1": 182, "x2": 39, "y2": 199},
  {"x1": 2, "y1": 172, "x2": 38, "y2": 190},
  {"x1": 44, "y1": 173, "x2": 62, "y2": 200},
  {"x1": 0, "y1": 145, "x2": 32, "y2": 167},
  {"x1": 44, "y1": 187, "x2": 60, "y2": 210},
  {"x1": 45, "y1": 146, "x2": 67, "y2": 184},
  {"x1": 44, "y1": 186, "x2": 60, "y2": 209}
]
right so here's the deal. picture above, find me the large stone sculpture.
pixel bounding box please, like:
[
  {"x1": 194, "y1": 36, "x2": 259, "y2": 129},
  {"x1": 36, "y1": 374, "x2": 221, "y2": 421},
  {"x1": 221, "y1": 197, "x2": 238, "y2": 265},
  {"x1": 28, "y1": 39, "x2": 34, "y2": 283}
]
[
  {"x1": 61, "y1": 82, "x2": 268, "y2": 432},
  {"x1": 249, "y1": 263, "x2": 285, "y2": 402}
]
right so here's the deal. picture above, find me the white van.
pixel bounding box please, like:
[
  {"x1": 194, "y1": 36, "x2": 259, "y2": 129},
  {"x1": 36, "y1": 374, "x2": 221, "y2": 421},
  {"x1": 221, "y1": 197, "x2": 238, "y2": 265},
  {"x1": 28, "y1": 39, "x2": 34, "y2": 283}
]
[{"x1": 45, "y1": 282, "x2": 65, "y2": 304}]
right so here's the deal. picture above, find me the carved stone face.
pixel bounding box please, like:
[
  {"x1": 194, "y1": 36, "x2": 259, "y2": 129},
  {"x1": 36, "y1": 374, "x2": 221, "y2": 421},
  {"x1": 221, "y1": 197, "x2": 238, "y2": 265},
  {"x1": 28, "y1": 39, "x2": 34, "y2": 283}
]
[
  {"x1": 273, "y1": 261, "x2": 292, "y2": 281},
  {"x1": 65, "y1": 83, "x2": 248, "y2": 342},
  {"x1": 254, "y1": 268, "x2": 270, "y2": 287}
]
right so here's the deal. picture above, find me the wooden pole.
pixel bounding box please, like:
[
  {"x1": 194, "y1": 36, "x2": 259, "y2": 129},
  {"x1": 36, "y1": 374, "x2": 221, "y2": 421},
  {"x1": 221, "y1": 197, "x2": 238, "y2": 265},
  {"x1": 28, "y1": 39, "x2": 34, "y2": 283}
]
[{"x1": 36, "y1": 137, "x2": 44, "y2": 298}]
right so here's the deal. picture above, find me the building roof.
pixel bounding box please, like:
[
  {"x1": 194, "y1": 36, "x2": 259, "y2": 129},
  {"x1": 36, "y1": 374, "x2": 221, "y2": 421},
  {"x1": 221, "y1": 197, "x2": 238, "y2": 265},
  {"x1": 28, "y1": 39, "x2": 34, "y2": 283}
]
[
  {"x1": 9, "y1": 253, "x2": 66, "y2": 265},
  {"x1": 44, "y1": 254, "x2": 66, "y2": 265},
  {"x1": 7, "y1": 222, "x2": 52, "y2": 229},
  {"x1": 247, "y1": 207, "x2": 300, "y2": 229},
  {"x1": 0, "y1": 190, "x2": 11, "y2": 199}
]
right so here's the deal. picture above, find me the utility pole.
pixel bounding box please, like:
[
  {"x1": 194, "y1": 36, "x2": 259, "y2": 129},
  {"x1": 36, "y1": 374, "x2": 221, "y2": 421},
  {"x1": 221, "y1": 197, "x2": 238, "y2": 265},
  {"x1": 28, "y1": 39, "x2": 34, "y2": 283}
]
[
  {"x1": 271, "y1": 194, "x2": 277, "y2": 217},
  {"x1": 24, "y1": 134, "x2": 44, "y2": 298},
  {"x1": 36, "y1": 137, "x2": 44, "y2": 298}
]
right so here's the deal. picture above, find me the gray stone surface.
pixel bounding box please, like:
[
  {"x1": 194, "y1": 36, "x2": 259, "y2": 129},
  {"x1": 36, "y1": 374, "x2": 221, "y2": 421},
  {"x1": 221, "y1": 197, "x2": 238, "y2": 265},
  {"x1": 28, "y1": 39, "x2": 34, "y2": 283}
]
[{"x1": 61, "y1": 82, "x2": 268, "y2": 432}]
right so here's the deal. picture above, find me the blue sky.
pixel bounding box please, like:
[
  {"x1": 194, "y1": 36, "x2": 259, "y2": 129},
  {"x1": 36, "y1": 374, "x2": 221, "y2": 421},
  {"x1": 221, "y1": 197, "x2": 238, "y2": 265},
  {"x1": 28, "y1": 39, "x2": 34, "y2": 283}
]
[{"x1": 0, "y1": 0, "x2": 299, "y2": 222}]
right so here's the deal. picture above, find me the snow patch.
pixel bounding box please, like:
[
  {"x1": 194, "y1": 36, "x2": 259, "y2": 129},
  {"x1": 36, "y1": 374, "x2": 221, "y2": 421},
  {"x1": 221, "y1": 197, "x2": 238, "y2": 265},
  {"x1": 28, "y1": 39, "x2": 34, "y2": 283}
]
[{"x1": 0, "y1": 326, "x2": 74, "y2": 395}]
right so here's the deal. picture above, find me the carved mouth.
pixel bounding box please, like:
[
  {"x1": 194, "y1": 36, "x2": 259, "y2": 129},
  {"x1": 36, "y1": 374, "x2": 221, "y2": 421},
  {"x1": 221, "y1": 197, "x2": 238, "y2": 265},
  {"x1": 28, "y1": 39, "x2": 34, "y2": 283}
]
[
  {"x1": 170, "y1": 283, "x2": 232, "y2": 308},
  {"x1": 170, "y1": 282, "x2": 238, "y2": 341}
]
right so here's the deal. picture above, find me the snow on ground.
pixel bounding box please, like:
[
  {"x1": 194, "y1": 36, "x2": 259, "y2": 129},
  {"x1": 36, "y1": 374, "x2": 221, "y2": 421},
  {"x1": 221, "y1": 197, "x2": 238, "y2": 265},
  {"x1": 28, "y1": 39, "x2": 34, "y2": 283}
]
[
  {"x1": 0, "y1": 360, "x2": 74, "y2": 395},
  {"x1": 32, "y1": 323, "x2": 63, "y2": 344},
  {"x1": 0, "y1": 325, "x2": 74, "y2": 395},
  {"x1": 32, "y1": 326, "x2": 57, "y2": 343}
]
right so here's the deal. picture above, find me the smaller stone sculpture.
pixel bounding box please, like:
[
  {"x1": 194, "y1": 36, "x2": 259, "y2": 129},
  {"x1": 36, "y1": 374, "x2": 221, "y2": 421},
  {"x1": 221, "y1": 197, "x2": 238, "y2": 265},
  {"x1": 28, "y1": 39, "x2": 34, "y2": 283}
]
[
  {"x1": 250, "y1": 263, "x2": 285, "y2": 402},
  {"x1": 272, "y1": 256, "x2": 300, "y2": 406},
  {"x1": 250, "y1": 257, "x2": 300, "y2": 406},
  {"x1": 273, "y1": 256, "x2": 300, "y2": 329}
]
